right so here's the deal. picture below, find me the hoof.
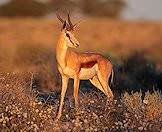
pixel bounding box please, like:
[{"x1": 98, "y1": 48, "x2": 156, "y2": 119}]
[
  {"x1": 106, "y1": 97, "x2": 114, "y2": 106},
  {"x1": 54, "y1": 118, "x2": 60, "y2": 124},
  {"x1": 53, "y1": 119, "x2": 61, "y2": 130}
]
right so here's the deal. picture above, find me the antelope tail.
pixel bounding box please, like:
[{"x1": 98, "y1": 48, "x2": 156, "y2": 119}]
[{"x1": 110, "y1": 69, "x2": 114, "y2": 87}]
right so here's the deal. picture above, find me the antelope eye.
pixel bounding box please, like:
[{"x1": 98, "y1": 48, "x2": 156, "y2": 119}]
[{"x1": 66, "y1": 33, "x2": 70, "y2": 38}]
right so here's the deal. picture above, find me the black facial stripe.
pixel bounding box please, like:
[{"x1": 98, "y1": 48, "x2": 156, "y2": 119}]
[
  {"x1": 66, "y1": 32, "x2": 78, "y2": 46},
  {"x1": 69, "y1": 38, "x2": 75, "y2": 46},
  {"x1": 66, "y1": 33, "x2": 70, "y2": 38}
]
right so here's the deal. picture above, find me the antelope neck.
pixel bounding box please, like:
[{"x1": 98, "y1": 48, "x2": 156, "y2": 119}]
[{"x1": 56, "y1": 33, "x2": 68, "y2": 69}]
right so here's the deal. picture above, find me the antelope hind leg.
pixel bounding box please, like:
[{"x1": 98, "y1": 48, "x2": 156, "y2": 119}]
[
  {"x1": 97, "y1": 71, "x2": 114, "y2": 100},
  {"x1": 90, "y1": 75, "x2": 106, "y2": 94}
]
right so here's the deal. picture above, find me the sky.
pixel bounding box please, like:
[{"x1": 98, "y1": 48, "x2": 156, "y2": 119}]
[
  {"x1": 0, "y1": 0, "x2": 162, "y2": 20},
  {"x1": 122, "y1": 0, "x2": 162, "y2": 20},
  {"x1": 0, "y1": 0, "x2": 9, "y2": 4}
]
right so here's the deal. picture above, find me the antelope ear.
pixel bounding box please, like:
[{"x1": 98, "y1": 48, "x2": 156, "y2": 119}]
[{"x1": 62, "y1": 21, "x2": 66, "y2": 30}]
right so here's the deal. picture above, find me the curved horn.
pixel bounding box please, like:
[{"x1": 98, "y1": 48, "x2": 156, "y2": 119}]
[
  {"x1": 73, "y1": 20, "x2": 82, "y2": 28},
  {"x1": 68, "y1": 13, "x2": 73, "y2": 28}
]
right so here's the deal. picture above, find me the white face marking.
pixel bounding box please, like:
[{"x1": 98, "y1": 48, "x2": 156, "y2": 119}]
[{"x1": 64, "y1": 30, "x2": 79, "y2": 48}]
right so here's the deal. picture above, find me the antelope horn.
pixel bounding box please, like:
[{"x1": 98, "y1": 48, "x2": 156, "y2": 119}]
[
  {"x1": 73, "y1": 20, "x2": 82, "y2": 28},
  {"x1": 56, "y1": 13, "x2": 65, "y2": 23},
  {"x1": 67, "y1": 13, "x2": 73, "y2": 28}
]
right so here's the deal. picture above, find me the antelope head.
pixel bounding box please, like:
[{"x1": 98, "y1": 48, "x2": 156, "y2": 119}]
[{"x1": 57, "y1": 13, "x2": 79, "y2": 48}]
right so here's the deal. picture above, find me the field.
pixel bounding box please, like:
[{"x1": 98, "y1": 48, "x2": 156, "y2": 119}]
[{"x1": 0, "y1": 18, "x2": 162, "y2": 131}]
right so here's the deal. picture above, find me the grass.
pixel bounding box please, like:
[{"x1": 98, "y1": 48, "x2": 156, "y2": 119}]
[
  {"x1": 0, "y1": 73, "x2": 57, "y2": 131},
  {"x1": 0, "y1": 72, "x2": 161, "y2": 131},
  {"x1": 0, "y1": 18, "x2": 162, "y2": 60},
  {"x1": 0, "y1": 18, "x2": 162, "y2": 131}
]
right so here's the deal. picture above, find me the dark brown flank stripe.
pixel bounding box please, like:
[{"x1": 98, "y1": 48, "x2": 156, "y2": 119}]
[
  {"x1": 78, "y1": 60, "x2": 97, "y2": 74},
  {"x1": 80, "y1": 60, "x2": 97, "y2": 68}
]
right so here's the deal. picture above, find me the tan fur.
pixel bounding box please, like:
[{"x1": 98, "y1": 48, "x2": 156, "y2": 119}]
[{"x1": 55, "y1": 21, "x2": 114, "y2": 120}]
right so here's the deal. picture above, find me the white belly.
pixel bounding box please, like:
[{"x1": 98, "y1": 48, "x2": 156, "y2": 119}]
[
  {"x1": 79, "y1": 64, "x2": 97, "y2": 80},
  {"x1": 58, "y1": 64, "x2": 97, "y2": 80}
]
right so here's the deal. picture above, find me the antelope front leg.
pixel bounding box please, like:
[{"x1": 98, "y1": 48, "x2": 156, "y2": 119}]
[
  {"x1": 56, "y1": 75, "x2": 69, "y2": 120},
  {"x1": 73, "y1": 76, "x2": 80, "y2": 111}
]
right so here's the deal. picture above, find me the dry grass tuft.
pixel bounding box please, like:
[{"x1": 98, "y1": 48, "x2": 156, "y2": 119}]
[
  {"x1": 144, "y1": 91, "x2": 162, "y2": 121},
  {"x1": 121, "y1": 91, "x2": 162, "y2": 131},
  {"x1": 0, "y1": 73, "x2": 57, "y2": 131}
]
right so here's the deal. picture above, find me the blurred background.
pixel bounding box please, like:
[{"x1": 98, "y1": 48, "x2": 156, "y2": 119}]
[
  {"x1": 0, "y1": 1, "x2": 162, "y2": 130},
  {"x1": 0, "y1": 0, "x2": 161, "y2": 19},
  {"x1": 0, "y1": 0, "x2": 161, "y2": 93},
  {"x1": 0, "y1": 0, "x2": 125, "y2": 17}
]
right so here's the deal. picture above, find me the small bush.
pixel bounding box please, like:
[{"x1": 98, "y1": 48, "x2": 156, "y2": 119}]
[
  {"x1": 114, "y1": 52, "x2": 162, "y2": 96},
  {"x1": 0, "y1": 0, "x2": 51, "y2": 17},
  {"x1": 82, "y1": 0, "x2": 125, "y2": 17}
]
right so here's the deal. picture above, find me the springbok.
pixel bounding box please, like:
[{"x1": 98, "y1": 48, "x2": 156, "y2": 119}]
[{"x1": 56, "y1": 13, "x2": 114, "y2": 120}]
